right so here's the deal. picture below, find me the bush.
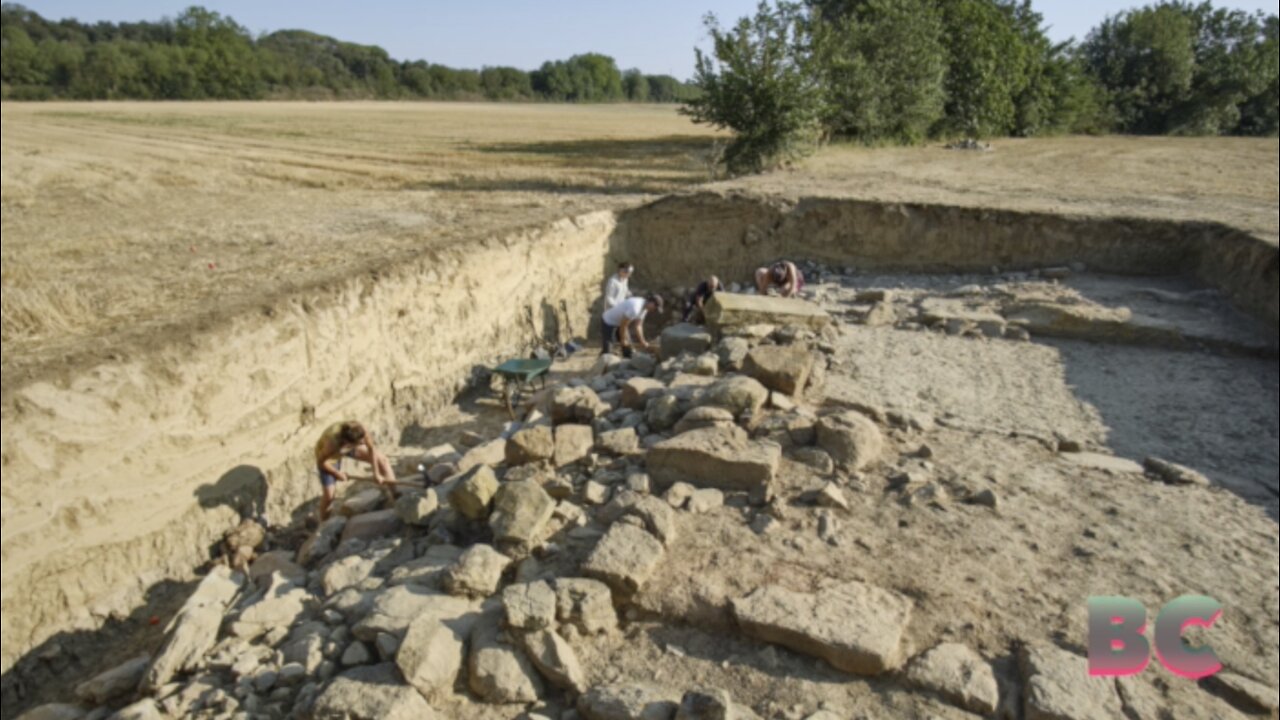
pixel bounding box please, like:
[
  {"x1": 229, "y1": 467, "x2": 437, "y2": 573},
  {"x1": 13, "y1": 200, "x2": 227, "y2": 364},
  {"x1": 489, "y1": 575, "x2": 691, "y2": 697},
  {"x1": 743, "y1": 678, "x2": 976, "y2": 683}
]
[{"x1": 682, "y1": 1, "x2": 824, "y2": 175}]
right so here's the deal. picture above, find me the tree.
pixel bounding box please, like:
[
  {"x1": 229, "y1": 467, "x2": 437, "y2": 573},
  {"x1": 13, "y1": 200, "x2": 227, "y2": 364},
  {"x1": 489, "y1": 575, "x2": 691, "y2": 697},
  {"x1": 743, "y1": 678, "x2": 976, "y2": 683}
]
[
  {"x1": 480, "y1": 66, "x2": 533, "y2": 100},
  {"x1": 684, "y1": 1, "x2": 824, "y2": 175},
  {"x1": 938, "y1": 0, "x2": 1033, "y2": 138},
  {"x1": 622, "y1": 68, "x2": 649, "y2": 101},
  {"x1": 1082, "y1": 3, "x2": 1198, "y2": 133},
  {"x1": 810, "y1": 0, "x2": 947, "y2": 143}
]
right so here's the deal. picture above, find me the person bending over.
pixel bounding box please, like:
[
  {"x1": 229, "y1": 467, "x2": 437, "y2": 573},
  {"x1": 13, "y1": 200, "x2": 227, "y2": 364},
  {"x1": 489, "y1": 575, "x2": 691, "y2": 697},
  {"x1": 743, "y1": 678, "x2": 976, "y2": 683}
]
[
  {"x1": 683, "y1": 275, "x2": 723, "y2": 323},
  {"x1": 314, "y1": 420, "x2": 397, "y2": 521},
  {"x1": 754, "y1": 260, "x2": 805, "y2": 298},
  {"x1": 602, "y1": 293, "x2": 662, "y2": 357}
]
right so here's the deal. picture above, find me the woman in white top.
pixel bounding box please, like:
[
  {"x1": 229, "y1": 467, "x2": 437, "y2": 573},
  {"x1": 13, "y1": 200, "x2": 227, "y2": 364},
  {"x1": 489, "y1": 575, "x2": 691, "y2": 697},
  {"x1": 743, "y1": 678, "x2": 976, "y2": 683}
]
[{"x1": 605, "y1": 262, "x2": 633, "y2": 309}]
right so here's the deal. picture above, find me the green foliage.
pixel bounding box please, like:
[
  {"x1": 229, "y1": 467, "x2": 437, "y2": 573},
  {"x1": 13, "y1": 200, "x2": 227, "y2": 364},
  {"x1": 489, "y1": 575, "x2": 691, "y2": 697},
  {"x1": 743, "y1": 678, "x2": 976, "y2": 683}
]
[
  {"x1": 0, "y1": 4, "x2": 698, "y2": 103},
  {"x1": 682, "y1": 2, "x2": 824, "y2": 175},
  {"x1": 1082, "y1": 2, "x2": 1277, "y2": 135},
  {"x1": 810, "y1": 0, "x2": 947, "y2": 144}
]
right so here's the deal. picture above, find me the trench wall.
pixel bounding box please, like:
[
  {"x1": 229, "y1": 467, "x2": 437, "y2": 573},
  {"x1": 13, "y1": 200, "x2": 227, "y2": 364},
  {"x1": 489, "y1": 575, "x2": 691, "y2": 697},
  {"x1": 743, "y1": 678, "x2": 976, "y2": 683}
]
[
  {"x1": 617, "y1": 192, "x2": 1279, "y2": 328},
  {"x1": 0, "y1": 211, "x2": 618, "y2": 676},
  {"x1": 2, "y1": 190, "x2": 1277, "y2": 681}
]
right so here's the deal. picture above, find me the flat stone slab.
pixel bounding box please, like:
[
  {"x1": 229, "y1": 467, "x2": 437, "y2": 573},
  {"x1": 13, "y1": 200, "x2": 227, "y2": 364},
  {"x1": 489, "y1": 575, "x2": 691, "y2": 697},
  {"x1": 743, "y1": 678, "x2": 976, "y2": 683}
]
[
  {"x1": 1059, "y1": 451, "x2": 1143, "y2": 474},
  {"x1": 647, "y1": 426, "x2": 779, "y2": 496},
  {"x1": 311, "y1": 664, "x2": 440, "y2": 720},
  {"x1": 1020, "y1": 642, "x2": 1123, "y2": 720},
  {"x1": 706, "y1": 293, "x2": 831, "y2": 332},
  {"x1": 581, "y1": 523, "x2": 665, "y2": 595},
  {"x1": 905, "y1": 643, "x2": 999, "y2": 715},
  {"x1": 732, "y1": 581, "x2": 912, "y2": 675}
]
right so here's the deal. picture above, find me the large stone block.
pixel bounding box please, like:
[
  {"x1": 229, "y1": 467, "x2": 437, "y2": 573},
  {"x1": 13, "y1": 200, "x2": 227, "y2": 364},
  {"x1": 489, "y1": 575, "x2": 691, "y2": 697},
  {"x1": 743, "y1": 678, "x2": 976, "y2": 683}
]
[
  {"x1": 906, "y1": 643, "x2": 999, "y2": 716},
  {"x1": 1020, "y1": 642, "x2": 1122, "y2": 720},
  {"x1": 660, "y1": 323, "x2": 714, "y2": 360},
  {"x1": 815, "y1": 411, "x2": 884, "y2": 471},
  {"x1": 489, "y1": 480, "x2": 556, "y2": 549},
  {"x1": 732, "y1": 581, "x2": 912, "y2": 675},
  {"x1": 311, "y1": 664, "x2": 440, "y2": 720},
  {"x1": 621, "y1": 377, "x2": 667, "y2": 410},
  {"x1": 394, "y1": 595, "x2": 483, "y2": 701},
  {"x1": 506, "y1": 424, "x2": 555, "y2": 466},
  {"x1": 646, "y1": 426, "x2": 779, "y2": 496},
  {"x1": 705, "y1": 294, "x2": 831, "y2": 332},
  {"x1": 743, "y1": 345, "x2": 814, "y2": 397},
  {"x1": 581, "y1": 523, "x2": 665, "y2": 595},
  {"x1": 696, "y1": 376, "x2": 768, "y2": 420},
  {"x1": 554, "y1": 424, "x2": 595, "y2": 467},
  {"x1": 448, "y1": 465, "x2": 500, "y2": 520}
]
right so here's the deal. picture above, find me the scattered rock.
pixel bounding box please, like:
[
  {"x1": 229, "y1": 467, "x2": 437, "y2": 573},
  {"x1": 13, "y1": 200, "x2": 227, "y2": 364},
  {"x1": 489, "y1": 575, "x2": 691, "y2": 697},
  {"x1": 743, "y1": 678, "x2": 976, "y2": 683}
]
[
  {"x1": 815, "y1": 483, "x2": 849, "y2": 511},
  {"x1": 457, "y1": 438, "x2": 507, "y2": 473},
  {"x1": 230, "y1": 576, "x2": 311, "y2": 640},
  {"x1": 341, "y1": 641, "x2": 373, "y2": 667},
  {"x1": 598, "y1": 428, "x2": 641, "y2": 456},
  {"x1": 621, "y1": 378, "x2": 666, "y2": 410},
  {"x1": 502, "y1": 580, "x2": 558, "y2": 631},
  {"x1": 394, "y1": 491, "x2": 439, "y2": 527},
  {"x1": 661, "y1": 323, "x2": 714, "y2": 360},
  {"x1": 732, "y1": 581, "x2": 912, "y2": 675},
  {"x1": 906, "y1": 643, "x2": 999, "y2": 716},
  {"x1": 490, "y1": 480, "x2": 556, "y2": 550},
  {"x1": 298, "y1": 517, "x2": 347, "y2": 567},
  {"x1": 1143, "y1": 457, "x2": 1211, "y2": 487},
  {"x1": 555, "y1": 424, "x2": 596, "y2": 467},
  {"x1": 75, "y1": 654, "x2": 150, "y2": 704},
  {"x1": 1203, "y1": 672, "x2": 1279, "y2": 717},
  {"x1": 553, "y1": 386, "x2": 611, "y2": 424},
  {"x1": 445, "y1": 544, "x2": 512, "y2": 598},
  {"x1": 647, "y1": 426, "x2": 780, "y2": 497},
  {"x1": 449, "y1": 465, "x2": 501, "y2": 520},
  {"x1": 664, "y1": 482, "x2": 695, "y2": 509},
  {"x1": 310, "y1": 664, "x2": 439, "y2": 720},
  {"x1": 744, "y1": 345, "x2": 814, "y2": 397},
  {"x1": 581, "y1": 523, "x2": 666, "y2": 595},
  {"x1": 600, "y1": 491, "x2": 678, "y2": 545},
  {"x1": 686, "y1": 488, "x2": 724, "y2": 514},
  {"x1": 468, "y1": 610, "x2": 544, "y2": 704},
  {"x1": 967, "y1": 488, "x2": 999, "y2": 509},
  {"x1": 815, "y1": 412, "x2": 884, "y2": 471},
  {"x1": 673, "y1": 406, "x2": 736, "y2": 435},
  {"x1": 507, "y1": 424, "x2": 556, "y2": 465},
  {"x1": 221, "y1": 519, "x2": 266, "y2": 569},
  {"x1": 584, "y1": 480, "x2": 612, "y2": 505},
  {"x1": 1019, "y1": 642, "x2": 1122, "y2": 720},
  {"x1": 322, "y1": 555, "x2": 378, "y2": 597},
  {"x1": 555, "y1": 578, "x2": 617, "y2": 634},
  {"x1": 520, "y1": 629, "x2": 588, "y2": 693},
  {"x1": 791, "y1": 447, "x2": 834, "y2": 474},
  {"x1": 103, "y1": 699, "x2": 164, "y2": 720},
  {"x1": 626, "y1": 473, "x2": 652, "y2": 494},
  {"x1": 338, "y1": 489, "x2": 385, "y2": 518},
  {"x1": 715, "y1": 337, "x2": 751, "y2": 372},
  {"x1": 697, "y1": 376, "x2": 769, "y2": 420},
  {"x1": 339, "y1": 509, "x2": 403, "y2": 545},
  {"x1": 676, "y1": 688, "x2": 760, "y2": 720},
  {"x1": 577, "y1": 682, "x2": 681, "y2": 720},
  {"x1": 141, "y1": 567, "x2": 243, "y2": 692},
  {"x1": 645, "y1": 395, "x2": 683, "y2": 432},
  {"x1": 396, "y1": 596, "x2": 484, "y2": 701},
  {"x1": 1060, "y1": 451, "x2": 1143, "y2": 475}
]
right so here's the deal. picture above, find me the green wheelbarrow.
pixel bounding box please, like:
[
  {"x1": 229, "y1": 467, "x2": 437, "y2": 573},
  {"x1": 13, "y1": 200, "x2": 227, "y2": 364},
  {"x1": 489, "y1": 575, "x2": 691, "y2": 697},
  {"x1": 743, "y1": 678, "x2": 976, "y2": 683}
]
[{"x1": 491, "y1": 357, "x2": 553, "y2": 418}]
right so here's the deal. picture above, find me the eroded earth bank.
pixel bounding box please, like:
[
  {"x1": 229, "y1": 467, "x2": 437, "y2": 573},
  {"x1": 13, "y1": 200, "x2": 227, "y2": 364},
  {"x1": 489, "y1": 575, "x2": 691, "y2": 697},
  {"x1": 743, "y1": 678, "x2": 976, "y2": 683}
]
[{"x1": 3, "y1": 190, "x2": 1278, "y2": 720}]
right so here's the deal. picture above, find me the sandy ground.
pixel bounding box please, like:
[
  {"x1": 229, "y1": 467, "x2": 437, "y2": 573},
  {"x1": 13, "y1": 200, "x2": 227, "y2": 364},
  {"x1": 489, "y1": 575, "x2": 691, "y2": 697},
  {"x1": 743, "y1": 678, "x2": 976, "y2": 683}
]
[{"x1": 0, "y1": 101, "x2": 721, "y2": 384}]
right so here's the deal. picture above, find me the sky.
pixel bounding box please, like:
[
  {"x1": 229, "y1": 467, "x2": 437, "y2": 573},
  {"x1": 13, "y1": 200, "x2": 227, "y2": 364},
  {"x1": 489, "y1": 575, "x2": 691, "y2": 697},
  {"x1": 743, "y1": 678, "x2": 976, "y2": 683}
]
[{"x1": 17, "y1": 0, "x2": 1280, "y2": 78}]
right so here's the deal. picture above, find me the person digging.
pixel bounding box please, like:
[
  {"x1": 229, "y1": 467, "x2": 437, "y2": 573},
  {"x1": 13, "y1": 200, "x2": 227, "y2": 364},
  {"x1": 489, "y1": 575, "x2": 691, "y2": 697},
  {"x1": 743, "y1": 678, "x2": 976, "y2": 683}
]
[{"x1": 314, "y1": 420, "x2": 398, "y2": 521}]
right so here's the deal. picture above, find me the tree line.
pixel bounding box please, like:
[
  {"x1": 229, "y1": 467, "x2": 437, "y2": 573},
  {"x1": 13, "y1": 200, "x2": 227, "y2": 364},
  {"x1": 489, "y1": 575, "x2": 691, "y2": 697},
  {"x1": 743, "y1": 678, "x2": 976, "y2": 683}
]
[
  {"x1": 685, "y1": 0, "x2": 1279, "y2": 174},
  {"x1": 0, "y1": 4, "x2": 700, "y2": 102}
]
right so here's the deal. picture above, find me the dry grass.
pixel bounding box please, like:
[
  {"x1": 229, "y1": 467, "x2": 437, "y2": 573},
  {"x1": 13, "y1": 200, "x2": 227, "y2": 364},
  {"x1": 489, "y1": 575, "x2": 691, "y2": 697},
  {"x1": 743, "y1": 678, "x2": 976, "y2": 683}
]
[
  {"x1": 3, "y1": 102, "x2": 1275, "y2": 385},
  {"x1": 0, "y1": 101, "x2": 723, "y2": 381},
  {"x1": 726, "y1": 135, "x2": 1280, "y2": 242}
]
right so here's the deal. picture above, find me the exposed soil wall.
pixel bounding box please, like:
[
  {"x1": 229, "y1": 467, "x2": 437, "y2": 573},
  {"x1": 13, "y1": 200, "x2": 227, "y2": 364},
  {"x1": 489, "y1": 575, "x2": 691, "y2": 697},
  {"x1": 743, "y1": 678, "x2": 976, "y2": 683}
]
[
  {"x1": 0, "y1": 211, "x2": 617, "y2": 675},
  {"x1": 2, "y1": 188, "x2": 1276, "y2": 681},
  {"x1": 618, "y1": 191, "x2": 1279, "y2": 328}
]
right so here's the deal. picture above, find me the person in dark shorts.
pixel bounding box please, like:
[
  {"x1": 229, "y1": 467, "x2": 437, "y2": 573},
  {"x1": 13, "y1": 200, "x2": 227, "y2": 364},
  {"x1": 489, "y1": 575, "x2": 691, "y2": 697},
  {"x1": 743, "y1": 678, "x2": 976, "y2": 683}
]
[
  {"x1": 682, "y1": 275, "x2": 723, "y2": 323},
  {"x1": 314, "y1": 420, "x2": 396, "y2": 520}
]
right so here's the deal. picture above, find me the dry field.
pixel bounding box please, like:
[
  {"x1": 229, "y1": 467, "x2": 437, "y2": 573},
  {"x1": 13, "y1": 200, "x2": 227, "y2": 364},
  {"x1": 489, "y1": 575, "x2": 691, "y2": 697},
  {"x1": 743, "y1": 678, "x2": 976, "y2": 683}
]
[
  {"x1": 2, "y1": 101, "x2": 1276, "y2": 389},
  {"x1": 0, "y1": 101, "x2": 722, "y2": 386}
]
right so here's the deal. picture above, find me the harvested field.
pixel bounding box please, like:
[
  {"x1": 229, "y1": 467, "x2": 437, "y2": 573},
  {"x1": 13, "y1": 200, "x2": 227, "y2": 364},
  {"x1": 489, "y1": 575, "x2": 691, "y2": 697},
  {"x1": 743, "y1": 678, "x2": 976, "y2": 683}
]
[{"x1": 0, "y1": 101, "x2": 722, "y2": 386}]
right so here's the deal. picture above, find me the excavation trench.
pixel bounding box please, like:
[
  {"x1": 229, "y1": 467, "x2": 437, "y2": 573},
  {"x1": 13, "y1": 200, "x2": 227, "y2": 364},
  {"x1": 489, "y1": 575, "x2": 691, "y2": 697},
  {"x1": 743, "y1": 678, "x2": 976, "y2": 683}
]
[{"x1": 1, "y1": 190, "x2": 1277, "y2": 714}]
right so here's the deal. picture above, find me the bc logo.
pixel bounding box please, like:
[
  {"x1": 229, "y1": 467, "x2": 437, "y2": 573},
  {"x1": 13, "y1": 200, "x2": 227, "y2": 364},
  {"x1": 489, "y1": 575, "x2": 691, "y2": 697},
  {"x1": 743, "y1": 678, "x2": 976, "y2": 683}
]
[{"x1": 1087, "y1": 595, "x2": 1223, "y2": 679}]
